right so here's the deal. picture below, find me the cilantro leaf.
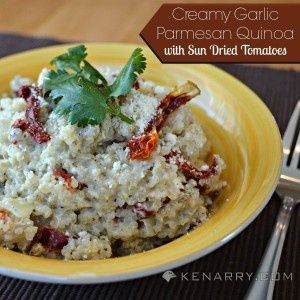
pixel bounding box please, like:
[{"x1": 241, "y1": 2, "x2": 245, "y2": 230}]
[
  {"x1": 109, "y1": 48, "x2": 146, "y2": 98},
  {"x1": 50, "y1": 45, "x2": 107, "y2": 86},
  {"x1": 81, "y1": 60, "x2": 107, "y2": 85},
  {"x1": 44, "y1": 45, "x2": 146, "y2": 127},
  {"x1": 43, "y1": 70, "x2": 76, "y2": 93},
  {"x1": 106, "y1": 99, "x2": 134, "y2": 124},
  {"x1": 51, "y1": 45, "x2": 87, "y2": 72},
  {"x1": 51, "y1": 77, "x2": 108, "y2": 127}
]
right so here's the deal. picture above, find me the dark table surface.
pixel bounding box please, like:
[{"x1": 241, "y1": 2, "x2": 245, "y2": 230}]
[{"x1": 0, "y1": 33, "x2": 299, "y2": 300}]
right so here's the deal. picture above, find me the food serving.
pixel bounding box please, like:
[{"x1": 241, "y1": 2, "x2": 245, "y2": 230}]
[{"x1": 0, "y1": 45, "x2": 226, "y2": 260}]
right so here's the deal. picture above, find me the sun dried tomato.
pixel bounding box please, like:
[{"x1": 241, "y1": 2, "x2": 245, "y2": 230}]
[
  {"x1": 165, "y1": 151, "x2": 219, "y2": 192},
  {"x1": 145, "y1": 82, "x2": 199, "y2": 133},
  {"x1": 25, "y1": 96, "x2": 51, "y2": 144},
  {"x1": 133, "y1": 80, "x2": 140, "y2": 90},
  {"x1": 29, "y1": 227, "x2": 68, "y2": 251},
  {"x1": 128, "y1": 81, "x2": 200, "y2": 160},
  {"x1": 54, "y1": 167, "x2": 87, "y2": 191},
  {"x1": 128, "y1": 129, "x2": 159, "y2": 160},
  {"x1": 12, "y1": 119, "x2": 28, "y2": 131},
  {"x1": 0, "y1": 210, "x2": 10, "y2": 222},
  {"x1": 17, "y1": 85, "x2": 32, "y2": 99},
  {"x1": 13, "y1": 85, "x2": 51, "y2": 144},
  {"x1": 133, "y1": 202, "x2": 155, "y2": 220}
]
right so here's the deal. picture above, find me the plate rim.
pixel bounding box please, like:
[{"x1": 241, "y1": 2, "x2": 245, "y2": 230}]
[{"x1": 0, "y1": 42, "x2": 282, "y2": 284}]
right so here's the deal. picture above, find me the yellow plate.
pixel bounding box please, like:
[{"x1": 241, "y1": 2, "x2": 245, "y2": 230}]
[{"x1": 0, "y1": 43, "x2": 282, "y2": 283}]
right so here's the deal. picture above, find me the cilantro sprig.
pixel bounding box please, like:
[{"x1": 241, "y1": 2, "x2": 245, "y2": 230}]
[{"x1": 43, "y1": 45, "x2": 146, "y2": 127}]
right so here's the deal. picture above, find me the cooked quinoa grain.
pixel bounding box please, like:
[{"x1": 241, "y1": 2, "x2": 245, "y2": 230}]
[{"x1": 0, "y1": 69, "x2": 226, "y2": 260}]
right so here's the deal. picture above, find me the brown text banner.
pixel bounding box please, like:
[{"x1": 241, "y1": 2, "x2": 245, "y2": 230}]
[{"x1": 140, "y1": 4, "x2": 300, "y2": 63}]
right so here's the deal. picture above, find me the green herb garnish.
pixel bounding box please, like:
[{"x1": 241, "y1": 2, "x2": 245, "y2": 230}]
[{"x1": 43, "y1": 45, "x2": 146, "y2": 127}]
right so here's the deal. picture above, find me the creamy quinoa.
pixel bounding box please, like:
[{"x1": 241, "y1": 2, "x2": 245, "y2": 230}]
[{"x1": 0, "y1": 68, "x2": 226, "y2": 260}]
